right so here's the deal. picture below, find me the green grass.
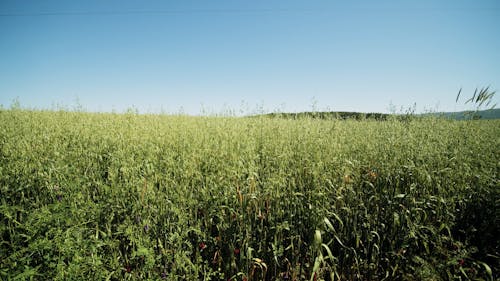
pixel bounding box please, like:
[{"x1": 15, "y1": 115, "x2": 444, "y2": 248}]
[{"x1": 0, "y1": 109, "x2": 498, "y2": 280}]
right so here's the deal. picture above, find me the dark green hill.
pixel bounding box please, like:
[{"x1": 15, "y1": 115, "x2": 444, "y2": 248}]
[
  {"x1": 263, "y1": 111, "x2": 391, "y2": 120},
  {"x1": 429, "y1": 108, "x2": 500, "y2": 120},
  {"x1": 261, "y1": 108, "x2": 500, "y2": 120}
]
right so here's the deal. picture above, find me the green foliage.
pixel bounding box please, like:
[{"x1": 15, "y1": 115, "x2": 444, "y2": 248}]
[{"x1": 0, "y1": 110, "x2": 498, "y2": 280}]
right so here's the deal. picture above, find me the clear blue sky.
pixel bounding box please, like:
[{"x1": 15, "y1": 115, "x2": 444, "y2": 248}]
[{"x1": 1, "y1": 0, "x2": 499, "y2": 115}]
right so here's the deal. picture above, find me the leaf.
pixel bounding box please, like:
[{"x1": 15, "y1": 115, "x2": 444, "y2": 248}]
[
  {"x1": 459, "y1": 267, "x2": 469, "y2": 279},
  {"x1": 321, "y1": 243, "x2": 335, "y2": 261},
  {"x1": 314, "y1": 230, "x2": 322, "y2": 246},
  {"x1": 324, "y1": 217, "x2": 336, "y2": 233},
  {"x1": 333, "y1": 212, "x2": 344, "y2": 228},
  {"x1": 334, "y1": 235, "x2": 348, "y2": 249},
  {"x1": 135, "y1": 246, "x2": 152, "y2": 258},
  {"x1": 456, "y1": 88, "x2": 462, "y2": 103},
  {"x1": 479, "y1": 262, "x2": 493, "y2": 281},
  {"x1": 311, "y1": 256, "x2": 322, "y2": 281}
]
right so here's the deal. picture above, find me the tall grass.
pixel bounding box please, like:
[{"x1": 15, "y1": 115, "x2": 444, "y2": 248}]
[{"x1": 0, "y1": 109, "x2": 498, "y2": 280}]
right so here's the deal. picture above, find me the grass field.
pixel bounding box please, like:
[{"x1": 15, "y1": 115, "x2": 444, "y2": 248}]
[{"x1": 0, "y1": 109, "x2": 498, "y2": 280}]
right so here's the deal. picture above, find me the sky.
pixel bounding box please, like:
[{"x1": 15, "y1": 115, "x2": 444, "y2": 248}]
[{"x1": 1, "y1": 0, "x2": 499, "y2": 115}]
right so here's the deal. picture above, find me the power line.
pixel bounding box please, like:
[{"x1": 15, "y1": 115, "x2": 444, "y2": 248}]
[
  {"x1": 2, "y1": 6, "x2": 494, "y2": 18},
  {"x1": 0, "y1": 8, "x2": 323, "y2": 17}
]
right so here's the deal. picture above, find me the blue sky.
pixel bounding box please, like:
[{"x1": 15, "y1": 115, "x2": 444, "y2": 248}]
[{"x1": 1, "y1": 0, "x2": 499, "y2": 115}]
